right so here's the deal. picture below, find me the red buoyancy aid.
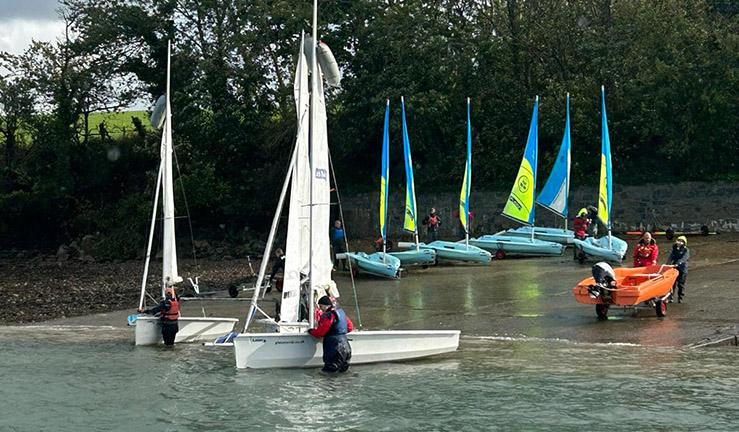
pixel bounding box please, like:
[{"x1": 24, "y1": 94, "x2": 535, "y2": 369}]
[
  {"x1": 634, "y1": 242, "x2": 658, "y2": 267},
  {"x1": 574, "y1": 217, "x2": 590, "y2": 238},
  {"x1": 161, "y1": 298, "x2": 179, "y2": 322},
  {"x1": 428, "y1": 215, "x2": 438, "y2": 227}
]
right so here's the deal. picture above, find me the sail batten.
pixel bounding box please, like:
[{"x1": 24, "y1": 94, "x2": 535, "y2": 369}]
[
  {"x1": 401, "y1": 97, "x2": 418, "y2": 234},
  {"x1": 536, "y1": 94, "x2": 571, "y2": 219},
  {"x1": 502, "y1": 98, "x2": 538, "y2": 226}
]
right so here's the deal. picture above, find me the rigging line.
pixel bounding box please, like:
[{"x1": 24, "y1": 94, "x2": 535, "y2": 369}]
[
  {"x1": 328, "y1": 148, "x2": 362, "y2": 328},
  {"x1": 172, "y1": 145, "x2": 206, "y2": 317}
]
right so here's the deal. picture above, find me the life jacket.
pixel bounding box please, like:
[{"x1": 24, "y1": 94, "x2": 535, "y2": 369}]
[
  {"x1": 326, "y1": 308, "x2": 349, "y2": 336},
  {"x1": 428, "y1": 215, "x2": 438, "y2": 228},
  {"x1": 574, "y1": 216, "x2": 590, "y2": 237},
  {"x1": 161, "y1": 297, "x2": 179, "y2": 322},
  {"x1": 636, "y1": 242, "x2": 655, "y2": 259}
]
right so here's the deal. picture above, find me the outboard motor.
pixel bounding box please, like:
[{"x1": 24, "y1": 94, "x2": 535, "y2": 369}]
[{"x1": 589, "y1": 262, "x2": 616, "y2": 298}]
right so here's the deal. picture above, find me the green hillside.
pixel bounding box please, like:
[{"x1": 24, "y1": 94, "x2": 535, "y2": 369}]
[{"x1": 84, "y1": 111, "x2": 152, "y2": 138}]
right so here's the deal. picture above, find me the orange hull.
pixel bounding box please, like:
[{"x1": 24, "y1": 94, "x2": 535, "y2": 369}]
[{"x1": 573, "y1": 265, "x2": 679, "y2": 306}]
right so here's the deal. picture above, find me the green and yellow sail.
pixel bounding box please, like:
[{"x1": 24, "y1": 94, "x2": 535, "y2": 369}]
[
  {"x1": 459, "y1": 98, "x2": 472, "y2": 234},
  {"x1": 401, "y1": 97, "x2": 418, "y2": 234},
  {"x1": 502, "y1": 97, "x2": 538, "y2": 226},
  {"x1": 597, "y1": 86, "x2": 612, "y2": 229}
]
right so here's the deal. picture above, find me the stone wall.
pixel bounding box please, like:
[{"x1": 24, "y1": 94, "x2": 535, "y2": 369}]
[{"x1": 338, "y1": 181, "x2": 739, "y2": 239}]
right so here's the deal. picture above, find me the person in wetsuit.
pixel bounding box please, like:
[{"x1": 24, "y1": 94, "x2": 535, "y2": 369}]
[
  {"x1": 138, "y1": 284, "x2": 180, "y2": 345},
  {"x1": 308, "y1": 295, "x2": 353, "y2": 373},
  {"x1": 266, "y1": 248, "x2": 285, "y2": 293},
  {"x1": 666, "y1": 236, "x2": 690, "y2": 303}
]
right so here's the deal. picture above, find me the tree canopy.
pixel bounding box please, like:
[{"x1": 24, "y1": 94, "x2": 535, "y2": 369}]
[{"x1": 1, "y1": 0, "x2": 737, "y2": 255}]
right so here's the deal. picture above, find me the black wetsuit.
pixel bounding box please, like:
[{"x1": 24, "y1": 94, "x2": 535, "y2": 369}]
[{"x1": 667, "y1": 245, "x2": 690, "y2": 302}]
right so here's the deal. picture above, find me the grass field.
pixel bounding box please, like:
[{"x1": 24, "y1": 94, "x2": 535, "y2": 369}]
[{"x1": 84, "y1": 111, "x2": 152, "y2": 138}]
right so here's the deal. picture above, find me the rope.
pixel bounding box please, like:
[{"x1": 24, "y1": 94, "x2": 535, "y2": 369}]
[
  {"x1": 172, "y1": 144, "x2": 206, "y2": 317},
  {"x1": 328, "y1": 149, "x2": 362, "y2": 328}
]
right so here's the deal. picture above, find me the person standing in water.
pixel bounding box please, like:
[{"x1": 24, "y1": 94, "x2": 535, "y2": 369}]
[
  {"x1": 138, "y1": 282, "x2": 180, "y2": 346},
  {"x1": 308, "y1": 295, "x2": 353, "y2": 373},
  {"x1": 666, "y1": 236, "x2": 690, "y2": 303},
  {"x1": 422, "y1": 207, "x2": 442, "y2": 242}
]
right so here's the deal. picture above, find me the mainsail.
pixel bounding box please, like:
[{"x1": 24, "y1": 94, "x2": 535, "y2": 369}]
[
  {"x1": 380, "y1": 100, "x2": 390, "y2": 248},
  {"x1": 597, "y1": 87, "x2": 612, "y2": 230},
  {"x1": 161, "y1": 41, "x2": 182, "y2": 290},
  {"x1": 459, "y1": 98, "x2": 472, "y2": 237},
  {"x1": 281, "y1": 34, "x2": 311, "y2": 325},
  {"x1": 536, "y1": 94, "x2": 571, "y2": 219},
  {"x1": 401, "y1": 97, "x2": 418, "y2": 235},
  {"x1": 502, "y1": 97, "x2": 539, "y2": 226}
]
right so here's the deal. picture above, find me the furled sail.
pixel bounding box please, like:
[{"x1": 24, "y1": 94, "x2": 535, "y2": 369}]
[
  {"x1": 380, "y1": 100, "x2": 390, "y2": 244},
  {"x1": 536, "y1": 93, "x2": 571, "y2": 218},
  {"x1": 401, "y1": 97, "x2": 418, "y2": 234},
  {"x1": 281, "y1": 34, "x2": 311, "y2": 325},
  {"x1": 502, "y1": 97, "x2": 539, "y2": 226},
  {"x1": 459, "y1": 98, "x2": 472, "y2": 235},
  {"x1": 597, "y1": 87, "x2": 612, "y2": 229},
  {"x1": 161, "y1": 41, "x2": 182, "y2": 289}
]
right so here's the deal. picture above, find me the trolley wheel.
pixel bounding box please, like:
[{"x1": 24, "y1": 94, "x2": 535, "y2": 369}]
[
  {"x1": 655, "y1": 300, "x2": 667, "y2": 317},
  {"x1": 228, "y1": 285, "x2": 239, "y2": 298},
  {"x1": 578, "y1": 254, "x2": 585, "y2": 264},
  {"x1": 595, "y1": 304, "x2": 609, "y2": 319},
  {"x1": 665, "y1": 228, "x2": 675, "y2": 240},
  {"x1": 421, "y1": 264, "x2": 429, "y2": 269},
  {"x1": 495, "y1": 251, "x2": 506, "y2": 260},
  {"x1": 701, "y1": 225, "x2": 709, "y2": 236},
  {"x1": 351, "y1": 267, "x2": 359, "y2": 278}
]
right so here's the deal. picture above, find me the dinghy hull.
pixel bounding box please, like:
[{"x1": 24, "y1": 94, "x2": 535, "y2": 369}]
[
  {"x1": 344, "y1": 252, "x2": 401, "y2": 279},
  {"x1": 500, "y1": 227, "x2": 575, "y2": 245},
  {"x1": 233, "y1": 330, "x2": 460, "y2": 369},
  {"x1": 468, "y1": 235, "x2": 564, "y2": 257},
  {"x1": 418, "y1": 241, "x2": 491, "y2": 263},
  {"x1": 573, "y1": 235, "x2": 628, "y2": 263},
  {"x1": 388, "y1": 249, "x2": 436, "y2": 266},
  {"x1": 134, "y1": 316, "x2": 238, "y2": 345}
]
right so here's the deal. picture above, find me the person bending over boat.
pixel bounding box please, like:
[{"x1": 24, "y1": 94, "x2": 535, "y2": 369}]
[
  {"x1": 633, "y1": 232, "x2": 659, "y2": 267},
  {"x1": 666, "y1": 236, "x2": 690, "y2": 303},
  {"x1": 309, "y1": 295, "x2": 354, "y2": 373},
  {"x1": 422, "y1": 207, "x2": 442, "y2": 242},
  {"x1": 573, "y1": 207, "x2": 594, "y2": 260},
  {"x1": 138, "y1": 283, "x2": 180, "y2": 346}
]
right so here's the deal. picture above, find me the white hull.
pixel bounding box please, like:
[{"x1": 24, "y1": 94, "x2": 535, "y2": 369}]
[
  {"x1": 134, "y1": 316, "x2": 238, "y2": 346},
  {"x1": 233, "y1": 330, "x2": 460, "y2": 369}
]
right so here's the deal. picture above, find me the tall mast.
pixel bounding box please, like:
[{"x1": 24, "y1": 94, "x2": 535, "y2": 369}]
[{"x1": 308, "y1": 0, "x2": 319, "y2": 329}]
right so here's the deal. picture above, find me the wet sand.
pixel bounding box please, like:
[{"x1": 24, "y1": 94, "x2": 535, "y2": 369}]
[{"x1": 4, "y1": 233, "x2": 738, "y2": 347}]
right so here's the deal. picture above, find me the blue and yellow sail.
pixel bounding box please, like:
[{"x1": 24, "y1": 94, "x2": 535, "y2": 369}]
[
  {"x1": 536, "y1": 93, "x2": 571, "y2": 218},
  {"x1": 597, "y1": 87, "x2": 612, "y2": 229},
  {"x1": 459, "y1": 98, "x2": 472, "y2": 234},
  {"x1": 503, "y1": 97, "x2": 538, "y2": 226},
  {"x1": 379, "y1": 100, "x2": 390, "y2": 243},
  {"x1": 401, "y1": 97, "x2": 418, "y2": 234}
]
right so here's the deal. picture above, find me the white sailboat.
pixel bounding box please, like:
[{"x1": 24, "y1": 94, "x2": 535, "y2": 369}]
[
  {"x1": 226, "y1": 13, "x2": 459, "y2": 369},
  {"x1": 131, "y1": 41, "x2": 237, "y2": 345}
]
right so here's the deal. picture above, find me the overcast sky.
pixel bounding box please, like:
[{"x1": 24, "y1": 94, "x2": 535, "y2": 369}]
[{"x1": 0, "y1": 0, "x2": 65, "y2": 54}]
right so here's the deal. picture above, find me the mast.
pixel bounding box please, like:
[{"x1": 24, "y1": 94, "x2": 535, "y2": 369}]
[
  {"x1": 308, "y1": 0, "x2": 318, "y2": 329},
  {"x1": 531, "y1": 95, "x2": 539, "y2": 243}
]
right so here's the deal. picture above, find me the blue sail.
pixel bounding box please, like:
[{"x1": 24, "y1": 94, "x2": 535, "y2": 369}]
[
  {"x1": 380, "y1": 100, "x2": 390, "y2": 242},
  {"x1": 597, "y1": 86, "x2": 612, "y2": 229},
  {"x1": 459, "y1": 98, "x2": 472, "y2": 234},
  {"x1": 401, "y1": 97, "x2": 418, "y2": 234},
  {"x1": 536, "y1": 93, "x2": 571, "y2": 218},
  {"x1": 502, "y1": 97, "x2": 538, "y2": 226}
]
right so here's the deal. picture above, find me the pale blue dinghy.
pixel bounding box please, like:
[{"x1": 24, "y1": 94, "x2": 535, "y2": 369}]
[
  {"x1": 468, "y1": 235, "x2": 564, "y2": 258},
  {"x1": 417, "y1": 241, "x2": 491, "y2": 264},
  {"x1": 573, "y1": 236, "x2": 627, "y2": 263},
  {"x1": 574, "y1": 87, "x2": 628, "y2": 264},
  {"x1": 498, "y1": 226, "x2": 574, "y2": 245},
  {"x1": 344, "y1": 251, "x2": 401, "y2": 279},
  {"x1": 389, "y1": 248, "x2": 436, "y2": 266}
]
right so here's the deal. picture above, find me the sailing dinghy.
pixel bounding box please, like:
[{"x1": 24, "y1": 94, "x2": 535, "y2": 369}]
[
  {"x1": 500, "y1": 94, "x2": 575, "y2": 245},
  {"x1": 344, "y1": 100, "x2": 402, "y2": 278},
  {"x1": 131, "y1": 41, "x2": 237, "y2": 345},
  {"x1": 572, "y1": 87, "x2": 627, "y2": 263},
  {"x1": 398, "y1": 98, "x2": 491, "y2": 264},
  {"x1": 469, "y1": 97, "x2": 564, "y2": 258},
  {"x1": 216, "y1": 25, "x2": 459, "y2": 369}
]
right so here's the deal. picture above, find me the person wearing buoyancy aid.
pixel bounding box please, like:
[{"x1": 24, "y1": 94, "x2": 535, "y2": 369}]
[
  {"x1": 422, "y1": 207, "x2": 442, "y2": 242},
  {"x1": 308, "y1": 295, "x2": 354, "y2": 373},
  {"x1": 633, "y1": 232, "x2": 659, "y2": 267},
  {"x1": 138, "y1": 284, "x2": 180, "y2": 345},
  {"x1": 573, "y1": 208, "x2": 591, "y2": 240},
  {"x1": 666, "y1": 236, "x2": 690, "y2": 303}
]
